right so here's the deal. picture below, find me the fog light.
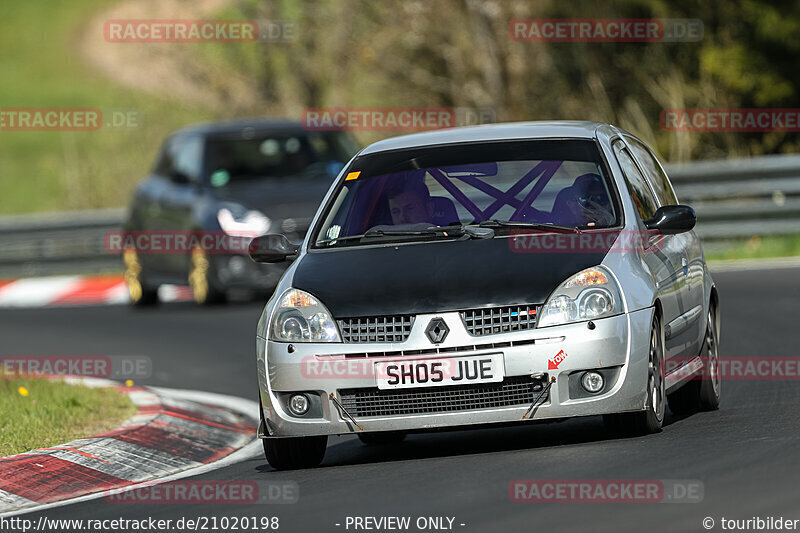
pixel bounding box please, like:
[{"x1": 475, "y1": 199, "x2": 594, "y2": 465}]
[
  {"x1": 581, "y1": 371, "x2": 604, "y2": 393},
  {"x1": 288, "y1": 394, "x2": 310, "y2": 415}
]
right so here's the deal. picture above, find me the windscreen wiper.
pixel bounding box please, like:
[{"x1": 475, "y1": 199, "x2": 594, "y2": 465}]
[
  {"x1": 316, "y1": 224, "x2": 493, "y2": 245},
  {"x1": 315, "y1": 233, "x2": 372, "y2": 245},
  {"x1": 478, "y1": 219, "x2": 581, "y2": 234},
  {"x1": 365, "y1": 224, "x2": 494, "y2": 240},
  {"x1": 364, "y1": 225, "x2": 454, "y2": 237}
]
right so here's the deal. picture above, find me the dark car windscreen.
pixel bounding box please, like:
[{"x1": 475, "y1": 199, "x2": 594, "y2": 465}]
[
  {"x1": 203, "y1": 132, "x2": 356, "y2": 187},
  {"x1": 312, "y1": 139, "x2": 619, "y2": 248}
]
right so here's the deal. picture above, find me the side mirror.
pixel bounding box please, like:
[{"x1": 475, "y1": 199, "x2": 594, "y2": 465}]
[
  {"x1": 644, "y1": 205, "x2": 696, "y2": 235},
  {"x1": 249, "y1": 234, "x2": 300, "y2": 263}
]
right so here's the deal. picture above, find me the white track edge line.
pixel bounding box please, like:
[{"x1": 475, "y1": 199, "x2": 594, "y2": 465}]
[{"x1": 0, "y1": 389, "x2": 262, "y2": 518}]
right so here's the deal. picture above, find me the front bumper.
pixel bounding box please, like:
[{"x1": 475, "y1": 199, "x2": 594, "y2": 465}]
[{"x1": 257, "y1": 307, "x2": 654, "y2": 437}]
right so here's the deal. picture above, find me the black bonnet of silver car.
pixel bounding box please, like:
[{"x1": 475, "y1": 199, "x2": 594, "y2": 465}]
[{"x1": 291, "y1": 234, "x2": 619, "y2": 317}]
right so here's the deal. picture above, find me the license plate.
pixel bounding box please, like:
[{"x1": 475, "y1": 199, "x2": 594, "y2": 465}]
[{"x1": 375, "y1": 353, "x2": 504, "y2": 390}]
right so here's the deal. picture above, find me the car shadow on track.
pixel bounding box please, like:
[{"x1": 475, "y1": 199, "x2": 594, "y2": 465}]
[{"x1": 254, "y1": 411, "x2": 694, "y2": 472}]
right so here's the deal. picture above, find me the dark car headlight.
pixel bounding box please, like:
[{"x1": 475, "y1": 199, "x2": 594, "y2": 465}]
[
  {"x1": 217, "y1": 206, "x2": 271, "y2": 237},
  {"x1": 537, "y1": 266, "x2": 623, "y2": 328}
]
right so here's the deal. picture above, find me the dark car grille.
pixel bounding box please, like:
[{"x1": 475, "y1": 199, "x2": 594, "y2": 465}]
[
  {"x1": 461, "y1": 305, "x2": 539, "y2": 336},
  {"x1": 338, "y1": 376, "x2": 545, "y2": 417},
  {"x1": 338, "y1": 315, "x2": 415, "y2": 343}
]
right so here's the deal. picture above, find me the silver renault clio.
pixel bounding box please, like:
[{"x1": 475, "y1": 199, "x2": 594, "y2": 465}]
[{"x1": 250, "y1": 121, "x2": 721, "y2": 470}]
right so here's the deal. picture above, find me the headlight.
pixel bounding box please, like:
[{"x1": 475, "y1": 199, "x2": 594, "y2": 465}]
[
  {"x1": 269, "y1": 289, "x2": 341, "y2": 343},
  {"x1": 537, "y1": 267, "x2": 622, "y2": 328},
  {"x1": 217, "y1": 206, "x2": 271, "y2": 237}
]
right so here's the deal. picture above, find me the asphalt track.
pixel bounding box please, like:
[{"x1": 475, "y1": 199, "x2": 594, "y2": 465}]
[{"x1": 3, "y1": 265, "x2": 800, "y2": 532}]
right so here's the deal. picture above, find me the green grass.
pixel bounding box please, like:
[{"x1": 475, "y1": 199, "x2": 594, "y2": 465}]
[
  {"x1": 706, "y1": 234, "x2": 800, "y2": 262},
  {"x1": 2, "y1": 1, "x2": 799, "y2": 269},
  {"x1": 0, "y1": 1, "x2": 213, "y2": 214},
  {"x1": 0, "y1": 377, "x2": 136, "y2": 457}
]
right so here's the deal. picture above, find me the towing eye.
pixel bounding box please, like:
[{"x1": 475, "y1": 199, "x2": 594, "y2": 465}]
[
  {"x1": 329, "y1": 393, "x2": 363, "y2": 431},
  {"x1": 522, "y1": 375, "x2": 556, "y2": 420}
]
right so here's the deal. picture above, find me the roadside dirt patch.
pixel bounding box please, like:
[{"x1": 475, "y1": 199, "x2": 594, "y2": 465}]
[{"x1": 78, "y1": 0, "x2": 263, "y2": 113}]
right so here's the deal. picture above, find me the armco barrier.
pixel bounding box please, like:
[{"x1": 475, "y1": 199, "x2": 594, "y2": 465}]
[{"x1": 1, "y1": 153, "x2": 798, "y2": 277}]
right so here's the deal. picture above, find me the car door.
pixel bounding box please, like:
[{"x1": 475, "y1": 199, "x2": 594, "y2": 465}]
[
  {"x1": 159, "y1": 134, "x2": 205, "y2": 277},
  {"x1": 612, "y1": 140, "x2": 686, "y2": 363},
  {"x1": 625, "y1": 135, "x2": 704, "y2": 359},
  {"x1": 147, "y1": 134, "x2": 205, "y2": 279},
  {"x1": 131, "y1": 140, "x2": 174, "y2": 280}
]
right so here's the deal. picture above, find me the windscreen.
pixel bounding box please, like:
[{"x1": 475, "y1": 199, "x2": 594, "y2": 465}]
[
  {"x1": 313, "y1": 139, "x2": 619, "y2": 247},
  {"x1": 203, "y1": 132, "x2": 356, "y2": 186}
]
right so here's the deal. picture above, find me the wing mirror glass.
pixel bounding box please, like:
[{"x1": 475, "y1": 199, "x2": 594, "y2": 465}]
[
  {"x1": 644, "y1": 205, "x2": 696, "y2": 235},
  {"x1": 249, "y1": 234, "x2": 300, "y2": 263}
]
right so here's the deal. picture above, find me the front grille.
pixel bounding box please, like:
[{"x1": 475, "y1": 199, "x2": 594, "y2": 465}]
[
  {"x1": 338, "y1": 315, "x2": 415, "y2": 343},
  {"x1": 338, "y1": 376, "x2": 544, "y2": 417},
  {"x1": 461, "y1": 305, "x2": 539, "y2": 336}
]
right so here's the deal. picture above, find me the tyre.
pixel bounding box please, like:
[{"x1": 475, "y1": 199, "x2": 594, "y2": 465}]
[
  {"x1": 604, "y1": 313, "x2": 665, "y2": 435},
  {"x1": 123, "y1": 247, "x2": 159, "y2": 306},
  {"x1": 188, "y1": 245, "x2": 226, "y2": 305},
  {"x1": 667, "y1": 305, "x2": 721, "y2": 414},
  {"x1": 262, "y1": 436, "x2": 327, "y2": 470},
  {"x1": 698, "y1": 306, "x2": 721, "y2": 410},
  {"x1": 357, "y1": 431, "x2": 407, "y2": 445}
]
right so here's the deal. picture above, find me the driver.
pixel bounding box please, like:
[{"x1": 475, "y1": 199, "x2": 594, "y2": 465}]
[
  {"x1": 568, "y1": 173, "x2": 614, "y2": 226},
  {"x1": 386, "y1": 176, "x2": 435, "y2": 225}
]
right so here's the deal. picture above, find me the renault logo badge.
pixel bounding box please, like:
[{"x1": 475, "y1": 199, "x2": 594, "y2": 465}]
[{"x1": 425, "y1": 318, "x2": 450, "y2": 344}]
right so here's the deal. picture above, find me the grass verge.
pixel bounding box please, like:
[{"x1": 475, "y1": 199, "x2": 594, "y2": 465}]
[
  {"x1": 0, "y1": 1, "x2": 213, "y2": 214},
  {"x1": 0, "y1": 377, "x2": 136, "y2": 457},
  {"x1": 705, "y1": 234, "x2": 800, "y2": 262}
]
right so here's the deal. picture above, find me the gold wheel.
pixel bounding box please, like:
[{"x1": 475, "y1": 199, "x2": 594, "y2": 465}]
[
  {"x1": 189, "y1": 246, "x2": 210, "y2": 303},
  {"x1": 123, "y1": 247, "x2": 144, "y2": 303}
]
